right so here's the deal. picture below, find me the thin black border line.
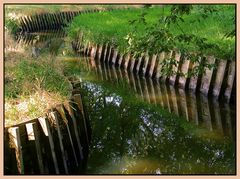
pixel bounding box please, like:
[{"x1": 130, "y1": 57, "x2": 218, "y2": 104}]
[{"x1": 2, "y1": 3, "x2": 237, "y2": 176}]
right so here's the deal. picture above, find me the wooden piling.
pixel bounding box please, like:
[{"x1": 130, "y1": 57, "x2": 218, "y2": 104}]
[
  {"x1": 111, "y1": 48, "x2": 118, "y2": 65},
  {"x1": 8, "y1": 127, "x2": 25, "y2": 174},
  {"x1": 72, "y1": 94, "x2": 90, "y2": 146},
  {"x1": 169, "y1": 51, "x2": 181, "y2": 86},
  {"x1": 155, "y1": 52, "x2": 165, "y2": 79},
  {"x1": 141, "y1": 54, "x2": 149, "y2": 76},
  {"x1": 90, "y1": 45, "x2": 96, "y2": 58},
  {"x1": 49, "y1": 111, "x2": 69, "y2": 174},
  {"x1": 135, "y1": 56, "x2": 143, "y2": 74},
  {"x1": 148, "y1": 54, "x2": 157, "y2": 78},
  {"x1": 188, "y1": 57, "x2": 201, "y2": 92},
  {"x1": 123, "y1": 53, "x2": 131, "y2": 70},
  {"x1": 38, "y1": 117, "x2": 59, "y2": 174},
  {"x1": 96, "y1": 45, "x2": 102, "y2": 60},
  {"x1": 162, "y1": 51, "x2": 173, "y2": 82},
  {"x1": 64, "y1": 103, "x2": 84, "y2": 160},
  {"x1": 178, "y1": 55, "x2": 190, "y2": 89},
  {"x1": 224, "y1": 61, "x2": 235, "y2": 102},
  {"x1": 103, "y1": 43, "x2": 109, "y2": 62},
  {"x1": 212, "y1": 59, "x2": 227, "y2": 98},
  {"x1": 200, "y1": 56, "x2": 216, "y2": 96},
  {"x1": 100, "y1": 44, "x2": 106, "y2": 61},
  {"x1": 106, "y1": 46, "x2": 113, "y2": 63},
  {"x1": 55, "y1": 105, "x2": 79, "y2": 168},
  {"x1": 129, "y1": 56, "x2": 136, "y2": 72},
  {"x1": 26, "y1": 122, "x2": 45, "y2": 174}
]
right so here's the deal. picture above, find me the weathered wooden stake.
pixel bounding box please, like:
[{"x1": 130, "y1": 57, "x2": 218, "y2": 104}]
[
  {"x1": 188, "y1": 57, "x2": 201, "y2": 92},
  {"x1": 50, "y1": 112, "x2": 69, "y2": 174},
  {"x1": 8, "y1": 127, "x2": 25, "y2": 174},
  {"x1": 38, "y1": 117, "x2": 60, "y2": 174},
  {"x1": 224, "y1": 61, "x2": 235, "y2": 102},
  {"x1": 135, "y1": 56, "x2": 143, "y2": 74},
  {"x1": 129, "y1": 56, "x2": 136, "y2": 71},
  {"x1": 155, "y1": 52, "x2": 165, "y2": 79},
  {"x1": 212, "y1": 59, "x2": 227, "y2": 98},
  {"x1": 169, "y1": 51, "x2": 181, "y2": 85},
  {"x1": 111, "y1": 48, "x2": 118, "y2": 64},
  {"x1": 123, "y1": 54, "x2": 130, "y2": 70},
  {"x1": 178, "y1": 55, "x2": 190, "y2": 89},
  {"x1": 199, "y1": 56, "x2": 216, "y2": 95},
  {"x1": 97, "y1": 45, "x2": 103, "y2": 61},
  {"x1": 72, "y1": 94, "x2": 90, "y2": 146},
  {"x1": 148, "y1": 54, "x2": 157, "y2": 78}
]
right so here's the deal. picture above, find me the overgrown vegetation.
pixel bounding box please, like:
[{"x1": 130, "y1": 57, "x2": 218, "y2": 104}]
[
  {"x1": 4, "y1": 4, "x2": 236, "y2": 125},
  {"x1": 68, "y1": 5, "x2": 235, "y2": 76},
  {"x1": 5, "y1": 54, "x2": 71, "y2": 126}
]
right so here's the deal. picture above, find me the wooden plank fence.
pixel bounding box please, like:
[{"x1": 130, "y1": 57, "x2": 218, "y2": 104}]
[
  {"x1": 17, "y1": 7, "x2": 133, "y2": 33},
  {"x1": 72, "y1": 34, "x2": 236, "y2": 103},
  {"x1": 4, "y1": 89, "x2": 91, "y2": 175}
]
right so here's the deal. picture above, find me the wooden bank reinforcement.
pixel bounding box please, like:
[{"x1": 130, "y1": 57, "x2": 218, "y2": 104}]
[{"x1": 4, "y1": 78, "x2": 91, "y2": 175}]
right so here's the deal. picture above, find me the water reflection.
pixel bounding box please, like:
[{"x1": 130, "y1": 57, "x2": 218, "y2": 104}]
[
  {"x1": 66, "y1": 56, "x2": 235, "y2": 174},
  {"x1": 82, "y1": 57, "x2": 235, "y2": 140},
  {"x1": 14, "y1": 31, "x2": 66, "y2": 57},
  {"x1": 79, "y1": 78, "x2": 235, "y2": 174}
]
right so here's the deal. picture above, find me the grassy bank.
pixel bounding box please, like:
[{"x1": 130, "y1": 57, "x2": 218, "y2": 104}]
[
  {"x1": 5, "y1": 4, "x2": 139, "y2": 15},
  {"x1": 68, "y1": 5, "x2": 235, "y2": 60},
  {"x1": 5, "y1": 50, "x2": 71, "y2": 126}
]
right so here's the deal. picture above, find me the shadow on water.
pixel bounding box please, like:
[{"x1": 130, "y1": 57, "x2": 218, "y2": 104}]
[{"x1": 64, "y1": 57, "x2": 235, "y2": 174}]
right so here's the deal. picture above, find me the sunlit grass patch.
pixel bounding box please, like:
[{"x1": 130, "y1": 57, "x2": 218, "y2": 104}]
[
  {"x1": 68, "y1": 5, "x2": 235, "y2": 59},
  {"x1": 5, "y1": 91, "x2": 66, "y2": 127},
  {"x1": 5, "y1": 54, "x2": 71, "y2": 127}
]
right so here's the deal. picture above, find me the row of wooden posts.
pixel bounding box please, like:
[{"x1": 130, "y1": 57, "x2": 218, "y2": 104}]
[
  {"x1": 4, "y1": 88, "x2": 91, "y2": 175},
  {"x1": 16, "y1": 30, "x2": 66, "y2": 46},
  {"x1": 81, "y1": 56, "x2": 234, "y2": 139},
  {"x1": 72, "y1": 37, "x2": 235, "y2": 103},
  {"x1": 18, "y1": 7, "x2": 131, "y2": 33}
]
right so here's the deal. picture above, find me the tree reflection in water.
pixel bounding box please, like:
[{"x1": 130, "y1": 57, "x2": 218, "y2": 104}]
[{"x1": 79, "y1": 82, "x2": 235, "y2": 174}]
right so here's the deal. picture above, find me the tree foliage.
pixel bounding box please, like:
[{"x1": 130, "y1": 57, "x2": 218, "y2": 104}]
[{"x1": 126, "y1": 5, "x2": 235, "y2": 77}]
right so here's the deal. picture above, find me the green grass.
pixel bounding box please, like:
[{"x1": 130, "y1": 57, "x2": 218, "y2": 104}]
[
  {"x1": 5, "y1": 56, "x2": 71, "y2": 126},
  {"x1": 4, "y1": 4, "x2": 137, "y2": 16},
  {"x1": 5, "y1": 58, "x2": 70, "y2": 99},
  {"x1": 68, "y1": 5, "x2": 235, "y2": 59}
]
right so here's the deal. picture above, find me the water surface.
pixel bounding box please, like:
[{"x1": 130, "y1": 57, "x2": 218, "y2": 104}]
[{"x1": 9, "y1": 32, "x2": 236, "y2": 175}]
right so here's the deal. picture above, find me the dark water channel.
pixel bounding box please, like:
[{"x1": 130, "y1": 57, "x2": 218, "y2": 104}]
[{"x1": 10, "y1": 32, "x2": 236, "y2": 174}]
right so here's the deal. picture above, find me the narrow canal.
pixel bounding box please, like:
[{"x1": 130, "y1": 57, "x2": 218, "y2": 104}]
[{"x1": 8, "y1": 31, "x2": 236, "y2": 174}]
